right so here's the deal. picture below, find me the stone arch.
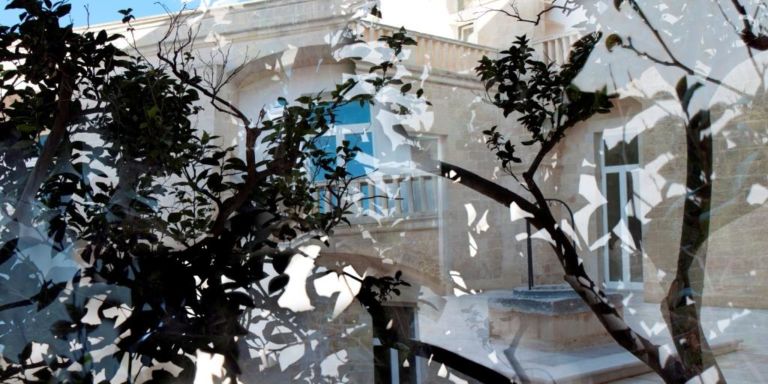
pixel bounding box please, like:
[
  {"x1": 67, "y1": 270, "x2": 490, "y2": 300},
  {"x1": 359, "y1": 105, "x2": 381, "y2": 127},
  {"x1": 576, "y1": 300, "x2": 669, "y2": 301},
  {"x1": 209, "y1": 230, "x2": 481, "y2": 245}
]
[{"x1": 317, "y1": 251, "x2": 445, "y2": 296}]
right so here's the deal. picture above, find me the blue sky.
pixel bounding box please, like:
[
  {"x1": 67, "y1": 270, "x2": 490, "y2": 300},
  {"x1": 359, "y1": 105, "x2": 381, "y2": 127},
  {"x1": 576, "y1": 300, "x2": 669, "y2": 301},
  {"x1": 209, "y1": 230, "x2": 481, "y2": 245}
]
[{"x1": 0, "y1": 0, "x2": 205, "y2": 27}]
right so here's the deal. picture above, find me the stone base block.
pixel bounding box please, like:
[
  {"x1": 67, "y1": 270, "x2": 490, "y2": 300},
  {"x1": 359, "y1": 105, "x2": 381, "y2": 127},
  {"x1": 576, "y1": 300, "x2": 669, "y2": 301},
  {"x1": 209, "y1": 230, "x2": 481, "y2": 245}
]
[{"x1": 488, "y1": 285, "x2": 623, "y2": 351}]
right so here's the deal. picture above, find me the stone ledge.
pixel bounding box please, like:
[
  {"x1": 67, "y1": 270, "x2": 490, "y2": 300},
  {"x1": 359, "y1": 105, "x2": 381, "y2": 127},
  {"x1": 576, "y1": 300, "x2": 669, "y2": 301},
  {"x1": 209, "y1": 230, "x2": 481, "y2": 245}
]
[
  {"x1": 489, "y1": 285, "x2": 624, "y2": 315},
  {"x1": 488, "y1": 285, "x2": 625, "y2": 351}
]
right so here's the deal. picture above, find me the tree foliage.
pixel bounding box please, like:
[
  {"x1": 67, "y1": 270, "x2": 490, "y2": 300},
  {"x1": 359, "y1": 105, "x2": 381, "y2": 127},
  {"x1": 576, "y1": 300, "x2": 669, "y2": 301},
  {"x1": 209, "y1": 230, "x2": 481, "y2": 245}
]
[
  {"x1": 3, "y1": 1, "x2": 762, "y2": 383},
  {"x1": 0, "y1": 1, "x2": 398, "y2": 382},
  {"x1": 476, "y1": 33, "x2": 614, "y2": 176},
  {"x1": 437, "y1": 1, "x2": 764, "y2": 382}
]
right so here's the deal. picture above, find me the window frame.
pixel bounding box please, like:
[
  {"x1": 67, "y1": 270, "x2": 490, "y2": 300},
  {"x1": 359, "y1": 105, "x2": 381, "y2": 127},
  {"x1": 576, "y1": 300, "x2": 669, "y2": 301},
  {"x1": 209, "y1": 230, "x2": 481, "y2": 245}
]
[
  {"x1": 310, "y1": 102, "x2": 375, "y2": 182},
  {"x1": 599, "y1": 129, "x2": 643, "y2": 290},
  {"x1": 458, "y1": 23, "x2": 474, "y2": 42}
]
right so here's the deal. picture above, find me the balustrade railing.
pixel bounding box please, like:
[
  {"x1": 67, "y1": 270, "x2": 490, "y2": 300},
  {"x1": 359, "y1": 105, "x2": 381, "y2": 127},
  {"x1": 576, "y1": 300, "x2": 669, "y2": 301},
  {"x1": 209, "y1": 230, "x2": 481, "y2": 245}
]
[
  {"x1": 361, "y1": 24, "x2": 580, "y2": 71},
  {"x1": 360, "y1": 24, "x2": 496, "y2": 74},
  {"x1": 533, "y1": 31, "x2": 581, "y2": 66},
  {"x1": 316, "y1": 174, "x2": 438, "y2": 219}
]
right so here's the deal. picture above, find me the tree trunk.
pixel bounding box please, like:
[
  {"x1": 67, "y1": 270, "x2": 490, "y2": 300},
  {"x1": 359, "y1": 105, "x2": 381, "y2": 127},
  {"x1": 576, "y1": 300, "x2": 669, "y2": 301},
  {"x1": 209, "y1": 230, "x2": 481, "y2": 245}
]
[
  {"x1": 13, "y1": 74, "x2": 74, "y2": 230},
  {"x1": 661, "y1": 110, "x2": 726, "y2": 383}
]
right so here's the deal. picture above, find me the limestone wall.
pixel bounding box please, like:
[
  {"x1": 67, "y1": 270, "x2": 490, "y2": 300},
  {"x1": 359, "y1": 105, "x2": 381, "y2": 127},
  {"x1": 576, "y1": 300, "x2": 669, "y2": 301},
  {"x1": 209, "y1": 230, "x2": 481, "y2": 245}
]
[
  {"x1": 642, "y1": 104, "x2": 768, "y2": 308},
  {"x1": 85, "y1": 0, "x2": 768, "y2": 309}
]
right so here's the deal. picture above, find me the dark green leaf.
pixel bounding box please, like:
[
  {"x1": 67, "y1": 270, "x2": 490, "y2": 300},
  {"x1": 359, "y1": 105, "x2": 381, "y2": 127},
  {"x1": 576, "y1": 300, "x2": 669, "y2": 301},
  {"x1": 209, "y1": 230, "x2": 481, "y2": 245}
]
[
  {"x1": 228, "y1": 291, "x2": 255, "y2": 308},
  {"x1": 268, "y1": 274, "x2": 290, "y2": 293}
]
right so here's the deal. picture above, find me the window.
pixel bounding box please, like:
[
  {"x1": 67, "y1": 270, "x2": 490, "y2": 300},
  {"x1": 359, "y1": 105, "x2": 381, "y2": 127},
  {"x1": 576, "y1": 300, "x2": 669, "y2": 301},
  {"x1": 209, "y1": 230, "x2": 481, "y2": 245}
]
[
  {"x1": 368, "y1": 135, "x2": 440, "y2": 216},
  {"x1": 600, "y1": 131, "x2": 642, "y2": 288},
  {"x1": 310, "y1": 102, "x2": 442, "y2": 218},
  {"x1": 407, "y1": 136, "x2": 439, "y2": 213},
  {"x1": 458, "y1": 24, "x2": 474, "y2": 42},
  {"x1": 603, "y1": 135, "x2": 639, "y2": 166},
  {"x1": 373, "y1": 305, "x2": 421, "y2": 383},
  {"x1": 311, "y1": 102, "x2": 374, "y2": 213},
  {"x1": 311, "y1": 102, "x2": 374, "y2": 183}
]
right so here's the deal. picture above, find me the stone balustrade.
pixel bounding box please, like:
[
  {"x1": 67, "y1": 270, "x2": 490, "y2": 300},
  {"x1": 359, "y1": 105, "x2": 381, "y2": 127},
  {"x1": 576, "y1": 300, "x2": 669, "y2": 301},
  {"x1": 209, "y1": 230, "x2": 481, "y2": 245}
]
[
  {"x1": 316, "y1": 173, "x2": 438, "y2": 219},
  {"x1": 361, "y1": 24, "x2": 497, "y2": 74},
  {"x1": 533, "y1": 31, "x2": 581, "y2": 66},
  {"x1": 360, "y1": 24, "x2": 583, "y2": 73}
]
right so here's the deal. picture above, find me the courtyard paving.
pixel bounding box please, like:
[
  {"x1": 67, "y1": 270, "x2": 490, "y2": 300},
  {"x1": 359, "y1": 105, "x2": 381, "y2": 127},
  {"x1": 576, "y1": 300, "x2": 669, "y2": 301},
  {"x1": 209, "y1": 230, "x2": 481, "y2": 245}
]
[{"x1": 416, "y1": 289, "x2": 768, "y2": 383}]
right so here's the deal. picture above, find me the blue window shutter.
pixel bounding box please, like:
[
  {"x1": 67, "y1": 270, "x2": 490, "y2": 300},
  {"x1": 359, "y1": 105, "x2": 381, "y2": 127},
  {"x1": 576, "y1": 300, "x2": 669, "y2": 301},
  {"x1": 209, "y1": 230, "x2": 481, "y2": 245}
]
[
  {"x1": 344, "y1": 132, "x2": 374, "y2": 178},
  {"x1": 312, "y1": 135, "x2": 337, "y2": 183},
  {"x1": 311, "y1": 102, "x2": 373, "y2": 183},
  {"x1": 332, "y1": 102, "x2": 371, "y2": 125}
]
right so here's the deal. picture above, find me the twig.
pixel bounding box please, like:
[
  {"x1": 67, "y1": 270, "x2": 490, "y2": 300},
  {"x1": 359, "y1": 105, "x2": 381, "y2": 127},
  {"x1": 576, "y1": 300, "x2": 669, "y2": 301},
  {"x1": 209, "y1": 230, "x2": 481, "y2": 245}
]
[{"x1": 480, "y1": 0, "x2": 578, "y2": 26}]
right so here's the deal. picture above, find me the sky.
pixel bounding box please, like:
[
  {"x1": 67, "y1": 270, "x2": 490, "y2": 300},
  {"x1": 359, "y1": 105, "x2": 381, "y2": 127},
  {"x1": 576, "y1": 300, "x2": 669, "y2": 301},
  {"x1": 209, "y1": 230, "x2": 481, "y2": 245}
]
[{"x1": 0, "y1": 0, "x2": 247, "y2": 28}]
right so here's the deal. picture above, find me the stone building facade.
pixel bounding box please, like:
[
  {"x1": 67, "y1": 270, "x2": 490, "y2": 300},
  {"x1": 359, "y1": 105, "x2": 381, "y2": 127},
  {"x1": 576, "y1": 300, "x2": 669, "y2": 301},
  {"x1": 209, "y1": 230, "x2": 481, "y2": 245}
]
[
  {"x1": 92, "y1": 0, "x2": 768, "y2": 310},
  {"x1": 88, "y1": 0, "x2": 768, "y2": 381}
]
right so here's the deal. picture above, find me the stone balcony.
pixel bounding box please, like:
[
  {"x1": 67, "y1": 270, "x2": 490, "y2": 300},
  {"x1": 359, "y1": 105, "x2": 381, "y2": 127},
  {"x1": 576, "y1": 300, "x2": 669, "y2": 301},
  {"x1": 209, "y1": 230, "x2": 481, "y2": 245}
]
[
  {"x1": 533, "y1": 30, "x2": 581, "y2": 66},
  {"x1": 361, "y1": 24, "x2": 582, "y2": 76},
  {"x1": 360, "y1": 23, "x2": 498, "y2": 75},
  {"x1": 316, "y1": 174, "x2": 439, "y2": 221}
]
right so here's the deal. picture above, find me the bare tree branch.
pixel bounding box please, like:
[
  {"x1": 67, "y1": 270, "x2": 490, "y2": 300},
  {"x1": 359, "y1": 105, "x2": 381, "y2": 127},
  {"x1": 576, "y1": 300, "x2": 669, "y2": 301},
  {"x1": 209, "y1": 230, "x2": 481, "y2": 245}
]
[
  {"x1": 152, "y1": 7, "x2": 280, "y2": 238},
  {"x1": 482, "y1": 0, "x2": 578, "y2": 26},
  {"x1": 155, "y1": 9, "x2": 251, "y2": 125},
  {"x1": 413, "y1": 153, "x2": 542, "y2": 222},
  {"x1": 618, "y1": 1, "x2": 749, "y2": 98}
]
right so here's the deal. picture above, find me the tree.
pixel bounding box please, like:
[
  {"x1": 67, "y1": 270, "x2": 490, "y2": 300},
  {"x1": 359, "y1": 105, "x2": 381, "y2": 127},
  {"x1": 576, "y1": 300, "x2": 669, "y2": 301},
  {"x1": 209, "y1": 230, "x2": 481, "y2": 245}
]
[
  {"x1": 400, "y1": 0, "x2": 768, "y2": 382},
  {"x1": 4, "y1": 1, "x2": 764, "y2": 383},
  {"x1": 0, "y1": 2, "x2": 511, "y2": 383},
  {"x1": 0, "y1": 1, "x2": 391, "y2": 382}
]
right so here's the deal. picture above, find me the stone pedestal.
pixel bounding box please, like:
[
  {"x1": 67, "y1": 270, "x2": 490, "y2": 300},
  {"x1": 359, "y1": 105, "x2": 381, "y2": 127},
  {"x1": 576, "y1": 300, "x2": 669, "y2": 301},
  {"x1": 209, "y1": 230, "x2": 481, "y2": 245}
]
[{"x1": 488, "y1": 285, "x2": 623, "y2": 351}]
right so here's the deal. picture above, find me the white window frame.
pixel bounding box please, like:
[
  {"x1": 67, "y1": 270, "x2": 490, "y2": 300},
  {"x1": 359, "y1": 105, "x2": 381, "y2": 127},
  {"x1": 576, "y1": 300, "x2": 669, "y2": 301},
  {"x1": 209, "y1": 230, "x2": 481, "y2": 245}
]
[
  {"x1": 458, "y1": 23, "x2": 474, "y2": 42},
  {"x1": 599, "y1": 130, "x2": 643, "y2": 290},
  {"x1": 457, "y1": 0, "x2": 476, "y2": 12}
]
